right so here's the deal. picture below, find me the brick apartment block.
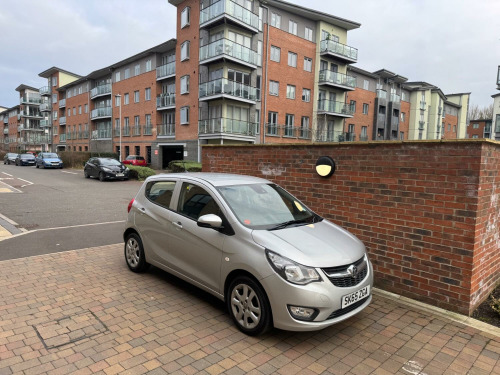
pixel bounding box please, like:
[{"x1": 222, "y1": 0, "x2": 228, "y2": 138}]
[
  {"x1": 467, "y1": 118, "x2": 493, "y2": 139},
  {"x1": 0, "y1": 0, "x2": 473, "y2": 169}
]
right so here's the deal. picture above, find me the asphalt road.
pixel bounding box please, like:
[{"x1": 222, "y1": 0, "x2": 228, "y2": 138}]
[{"x1": 0, "y1": 163, "x2": 143, "y2": 260}]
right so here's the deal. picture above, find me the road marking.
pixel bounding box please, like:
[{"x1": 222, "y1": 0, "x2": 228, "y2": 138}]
[
  {"x1": 18, "y1": 178, "x2": 34, "y2": 188},
  {"x1": 0, "y1": 179, "x2": 22, "y2": 193},
  {"x1": 61, "y1": 171, "x2": 78, "y2": 175},
  {"x1": 1, "y1": 172, "x2": 13, "y2": 177},
  {"x1": 0, "y1": 220, "x2": 126, "y2": 242}
]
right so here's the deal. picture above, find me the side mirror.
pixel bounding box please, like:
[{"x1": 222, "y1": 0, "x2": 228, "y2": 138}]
[{"x1": 197, "y1": 214, "x2": 223, "y2": 229}]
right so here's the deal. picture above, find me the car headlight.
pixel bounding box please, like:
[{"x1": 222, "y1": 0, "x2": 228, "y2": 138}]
[
  {"x1": 266, "y1": 250, "x2": 321, "y2": 285},
  {"x1": 102, "y1": 167, "x2": 112, "y2": 172}
]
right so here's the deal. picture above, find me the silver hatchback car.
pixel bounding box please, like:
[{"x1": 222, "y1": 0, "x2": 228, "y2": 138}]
[{"x1": 124, "y1": 173, "x2": 373, "y2": 335}]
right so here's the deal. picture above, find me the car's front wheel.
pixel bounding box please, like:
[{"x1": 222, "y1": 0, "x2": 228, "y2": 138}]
[
  {"x1": 99, "y1": 172, "x2": 105, "y2": 182},
  {"x1": 227, "y1": 276, "x2": 272, "y2": 336},
  {"x1": 124, "y1": 233, "x2": 150, "y2": 273}
]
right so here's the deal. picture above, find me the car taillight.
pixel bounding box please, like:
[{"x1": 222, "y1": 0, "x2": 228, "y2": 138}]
[{"x1": 128, "y1": 198, "x2": 134, "y2": 213}]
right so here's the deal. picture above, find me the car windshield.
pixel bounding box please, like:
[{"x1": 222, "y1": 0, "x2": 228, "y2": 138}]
[
  {"x1": 218, "y1": 183, "x2": 320, "y2": 230},
  {"x1": 101, "y1": 159, "x2": 122, "y2": 166},
  {"x1": 43, "y1": 153, "x2": 59, "y2": 158},
  {"x1": 21, "y1": 154, "x2": 34, "y2": 159}
]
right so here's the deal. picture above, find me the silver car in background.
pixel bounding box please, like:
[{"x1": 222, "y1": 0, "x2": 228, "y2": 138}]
[{"x1": 124, "y1": 173, "x2": 373, "y2": 335}]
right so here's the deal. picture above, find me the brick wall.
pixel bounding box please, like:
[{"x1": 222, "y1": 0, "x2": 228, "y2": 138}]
[{"x1": 202, "y1": 140, "x2": 500, "y2": 315}]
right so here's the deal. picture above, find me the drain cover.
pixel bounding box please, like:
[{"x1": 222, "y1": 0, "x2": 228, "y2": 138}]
[{"x1": 33, "y1": 310, "x2": 108, "y2": 349}]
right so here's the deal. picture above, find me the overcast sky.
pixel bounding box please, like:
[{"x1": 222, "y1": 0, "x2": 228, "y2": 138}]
[{"x1": 1, "y1": 0, "x2": 499, "y2": 109}]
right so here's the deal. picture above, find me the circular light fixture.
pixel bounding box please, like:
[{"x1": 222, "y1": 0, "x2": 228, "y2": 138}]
[{"x1": 315, "y1": 156, "x2": 336, "y2": 178}]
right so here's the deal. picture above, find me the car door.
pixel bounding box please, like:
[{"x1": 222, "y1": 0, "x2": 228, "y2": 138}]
[
  {"x1": 134, "y1": 179, "x2": 178, "y2": 265},
  {"x1": 166, "y1": 181, "x2": 227, "y2": 294}
]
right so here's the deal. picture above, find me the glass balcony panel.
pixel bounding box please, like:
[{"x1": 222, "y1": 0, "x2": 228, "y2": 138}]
[
  {"x1": 315, "y1": 129, "x2": 345, "y2": 142},
  {"x1": 59, "y1": 116, "x2": 66, "y2": 125},
  {"x1": 200, "y1": 0, "x2": 259, "y2": 30},
  {"x1": 90, "y1": 84, "x2": 112, "y2": 99},
  {"x1": 390, "y1": 93, "x2": 401, "y2": 103},
  {"x1": 199, "y1": 78, "x2": 257, "y2": 101},
  {"x1": 39, "y1": 86, "x2": 50, "y2": 95},
  {"x1": 156, "y1": 94, "x2": 176, "y2": 108},
  {"x1": 143, "y1": 125, "x2": 153, "y2": 135},
  {"x1": 318, "y1": 70, "x2": 356, "y2": 89},
  {"x1": 156, "y1": 61, "x2": 176, "y2": 79},
  {"x1": 376, "y1": 89, "x2": 387, "y2": 99},
  {"x1": 200, "y1": 38, "x2": 260, "y2": 66},
  {"x1": 157, "y1": 123, "x2": 175, "y2": 136},
  {"x1": 91, "y1": 107, "x2": 112, "y2": 119},
  {"x1": 59, "y1": 98, "x2": 66, "y2": 107},
  {"x1": 317, "y1": 100, "x2": 354, "y2": 116},
  {"x1": 199, "y1": 117, "x2": 257, "y2": 136},
  {"x1": 320, "y1": 40, "x2": 358, "y2": 62}
]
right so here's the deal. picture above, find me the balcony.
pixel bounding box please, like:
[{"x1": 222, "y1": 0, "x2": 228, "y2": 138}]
[
  {"x1": 390, "y1": 93, "x2": 401, "y2": 103},
  {"x1": 91, "y1": 107, "x2": 112, "y2": 120},
  {"x1": 40, "y1": 119, "x2": 51, "y2": 127},
  {"x1": 3, "y1": 117, "x2": 7, "y2": 124},
  {"x1": 59, "y1": 98, "x2": 66, "y2": 108},
  {"x1": 359, "y1": 135, "x2": 369, "y2": 141},
  {"x1": 90, "y1": 84, "x2": 111, "y2": 99},
  {"x1": 318, "y1": 70, "x2": 356, "y2": 90},
  {"x1": 199, "y1": 78, "x2": 258, "y2": 103},
  {"x1": 315, "y1": 129, "x2": 346, "y2": 142},
  {"x1": 83, "y1": 130, "x2": 89, "y2": 139},
  {"x1": 18, "y1": 125, "x2": 25, "y2": 132},
  {"x1": 319, "y1": 39, "x2": 358, "y2": 64},
  {"x1": 156, "y1": 62, "x2": 176, "y2": 80},
  {"x1": 143, "y1": 125, "x2": 153, "y2": 135},
  {"x1": 123, "y1": 126, "x2": 130, "y2": 136},
  {"x1": 376, "y1": 89, "x2": 387, "y2": 100},
  {"x1": 20, "y1": 110, "x2": 43, "y2": 119},
  {"x1": 418, "y1": 121, "x2": 425, "y2": 129},
  {"x1": 200, "y1": 38, "x2": 260, "y2": 69},
  {"x1": 156, "y1": 94, "x2": 176, "y2": 110},
  {"x1": 317, "y1": 100, "x2": 354, "y2": 117},
  {"x1": 265, "y1": 124, "x2": 312, "y2": 139},
  {"x1": 158, "y1": 123, "x2": 175, "y2": 137},
  {"x1": 3, "y1": 129, "x2": 8, "y2": 135},
  {"x1": 200, "y1": 0, "x2": 259, "y2": 33},
  {"x1": 132, "y1": 125, "x2": 141, "y2": 136},
  {"x1": 199, "y1": 117, "x2": 257, "y2": 138},
  {"x1": 344, "y1": 132, "x2": 356, "y2": 142},
  {"x1": 20, "y1": 94, "x2": 42, "y2": 105},
  {"x1": 93, "y1": 127, "x2": 112, "y2": 139},
  {"x1": 39, "y1": 86, "x2": 51, "y2": 96},
  {"x1": 60, "y1": 134, "x2": 67, "y2": 143},
  {"x1": 420, "y1": 101, "x2": 426, "y2": 110},
  {"x1": 40, "y1": 102, "x2": 51, "y2": 112},
  {"x1": 59, "y1": 116, "x2": 66, "y2": 125}
]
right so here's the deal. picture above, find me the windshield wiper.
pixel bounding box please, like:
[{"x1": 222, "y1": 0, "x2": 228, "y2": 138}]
[{"x1": 268, "y1": 219, "x2": 309, "y2": 231}]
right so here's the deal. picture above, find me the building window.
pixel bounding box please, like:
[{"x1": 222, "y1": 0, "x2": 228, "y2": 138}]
[
  {"x1": 289, "y1": 20, "x2": 297, "y2": 35},
  {"x1": 285, "y1": 114, "x2": 294, "y2": 136},
  {"x1": 401, "y1": 92, "x2": 406, "y2": 101},
  {"x1": 52, "y1": 77, "x2": 58, "y2": 86},
  {"x1": 304, "y1": 57, "x2": 312, "y2": 72},
  {"x1": 350, "y1": 100, "x2": 356, "y2": 112},
  {"x1": 180, "y1": 75, "x2": 189, "y2": 94},
  {"x1": 145, "y1": 88, "x2": 151, "y2": 101},
  {"x1": 78, "y1": 105, "x2": 82, "y2": 115},
  {"x1": 124, "y1": 93, "x2": 129, "y2": 105},
  {"x1": 269, "y1": 80, "x2": 279, "y2": 96},
  {"x1": 363, "y1": 80, "x2": 369, "y2": 90},
  {"x1": 302, "y1": 88, "x2": 311, "y2": 102},
  {"x1": 453, "y1": 125, "x2": 457, "y2": 132},
  {"x1": 145, "y1": 114, "x2": 151, "y2": 126},
  {"x1": 115, "y1": 71, "x2": 120, "y2": 82},
  {"x1": 52, "y1": 93, "x2": 57, "y2": 103},
  {"x1": 400, "y1": 132, "x2": 404, "y2": 140},
  {"x1": 271, "y1": 12, "x2": 281, "y2": 28},
  {"x1": 473, "y1": 123, "x2": 479, "y2": 129},
  {"x1": 84, "y1": 104, "x2": 88, "y2": 113},
  {"x1": 146, "y1": 59, "x2": 152, "y2": 72},
  {"x1": 286, "y1": 85, "x2": 295, "y2": 99},
  {"x1": 305, "y1": 27, "x2": 313, "y2": 41},
  {"x1": 255, "y1": 109, "x2": 260, "y2": 134},
  {"x1": 135, "y1": 64, "x2": 140, "y2": 76},
  {"x1": 181, "y1": 7, "x2": 190, "y2": 28},
  {"x1": 448, "y1": 123, "x2": 451, "y2": 131},
  {"x1": 472, "y1": 135, "x2": 478, "y2": 138},
  {"x1": 288, "y1": 52, "x2": 297, "y2": 67},
  {"x1": 181, "y1": 41, "x2": 190, "y2": 61},
  {"x1": 270, "y1": 46, "x2": 280, "y2": 62},
  {"x1": 134, "y1": 91, "x2": 140, "y2": 103},
  {"x1": 361, "y1": 126, "x2": 367, "y2": 141},
  {"x1": 267, "y1": 111, "x2": 278, "y2": 135},
  {"x1": 362, "y1": 103, "x2": 369, "y2": 115},
  {"x1": 115, "y1": 96, "x2": 121, "y2": 107},
  {"x1": 73, "y1": 107, "x2": 76, "y2": 115},
  {"x1": 180, "y1": 106, "x2": 189, "y2": 124},
  {"x1": 401, "y1": 112, "x2": 405, "y2": 122},
  {"x1": 124, "y1": 68, "x2": 130, "y2": 79}
]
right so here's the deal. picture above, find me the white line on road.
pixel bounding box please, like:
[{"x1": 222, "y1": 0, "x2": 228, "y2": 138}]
[
  {"x1": 61, "y1": 171, "x2": 78, "y2": 175},
  {"x1": 0, "y1": 179, "x2": 22, "y2": 193},
  {"x1": 18, "y1": 178, "x2": 34, "y2": 188},
  {"x1": 1, "y1": 172, "x2": 13, "y2": 177}
]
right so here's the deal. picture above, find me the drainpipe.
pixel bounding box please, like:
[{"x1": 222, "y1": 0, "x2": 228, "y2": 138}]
[{"x1": 261, "y1": 3, "x2": 270, "y2": 144}]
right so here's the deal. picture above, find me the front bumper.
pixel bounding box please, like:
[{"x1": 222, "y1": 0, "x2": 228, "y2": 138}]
[
  {"x1": 260, "y1": 260, "x2": 374, "y2": 331},
  {"x1": 102, "y1": 170, "x2": 130, "y2": 180},
  {"x1": 20, "y1": 161, "x2": 35, "y2": 166}
]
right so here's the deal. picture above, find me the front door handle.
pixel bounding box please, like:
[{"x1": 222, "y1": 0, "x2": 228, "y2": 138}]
[
  {"x1": 172, "y1": 221, "x2": 183, "y2": 229},
  {"x1": 139, "y1": 207, "x2": 146, "y2": 214}
]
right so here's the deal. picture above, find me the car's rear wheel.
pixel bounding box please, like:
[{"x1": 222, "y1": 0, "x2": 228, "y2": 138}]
[
  {"x1": 124, "y1": 233, "x2": 149, "y2": 273},
  {"x1": 99, "y1": 172, "x2": 105, "y2": 182},
  {"x1": 227, "y1": 276, "x2": 272, "y2": 336},
  {"x1": 36, "y1": 164, "x2": 39, "y2": 168}
]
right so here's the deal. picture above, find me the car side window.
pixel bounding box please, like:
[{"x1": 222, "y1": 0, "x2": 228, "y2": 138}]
[
  {"x1": 146, "y1": 181, "x2": 176, "y2": 209},
  {"x1": 177, "y1": 183, "x2": 221, "y2": 220}
]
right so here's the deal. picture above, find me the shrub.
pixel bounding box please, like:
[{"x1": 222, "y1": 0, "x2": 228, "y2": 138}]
[
  {"x1": 59, "y1": 152, "x2": 91, "y2": 169},
  {"x1": 126, "y1": 165, "x2": 156, "y2": 181},
  {"x1": 491, "y1": 296, "x2": 500, "y2": 317},
  {"x1": 168, "y1": 160, "x2": 202, "y2": 173}
]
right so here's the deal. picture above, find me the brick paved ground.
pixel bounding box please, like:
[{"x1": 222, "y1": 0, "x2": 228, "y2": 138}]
[{"x1": 0, "y1": 244, "x2": 499, "y2": 375}]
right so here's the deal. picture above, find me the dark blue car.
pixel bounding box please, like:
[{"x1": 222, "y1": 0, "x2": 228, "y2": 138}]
[
  {"x1": 15, "y1": 154, "x2": 36, "y2": 166},
  {"x1": 36, "y1": 153, "x2": 63, "y2": 169}
]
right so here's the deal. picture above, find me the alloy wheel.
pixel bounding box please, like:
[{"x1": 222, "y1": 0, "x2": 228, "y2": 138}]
[{"x1": 230, "y1": 283, "x2": 262, "y2": 329}]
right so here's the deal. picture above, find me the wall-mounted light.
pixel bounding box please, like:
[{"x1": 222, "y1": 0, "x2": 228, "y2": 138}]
[{"x1": 315, "y1": 156, "x2": 336, "y2": 178}]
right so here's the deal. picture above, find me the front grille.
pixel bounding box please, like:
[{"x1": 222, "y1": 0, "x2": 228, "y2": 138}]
[
  {"x1": 322, "y1": 256, "x2": 368, "y2": 288},
  {"x1": 326, "y1": 296, "x2": 369, "y2": 320}
]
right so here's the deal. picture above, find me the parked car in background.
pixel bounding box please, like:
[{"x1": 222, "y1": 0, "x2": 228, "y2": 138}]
[
  {"x1": 15, "y1": 154, "x2": 36, "y2": 166},
  {"x1": 3, "y1": 153, "x2": 18, "y2": 165},
  {"x1": 122, "y1": 155, "x2": 147, "y2": 167},
  {"x1": 84, "y1": 157, "x2": 130, "y2": 181},
  {"x1": 124, "y1": 173, "x2": 373, "y2": 335},
  {"x1": 35, "y1": 152, "x2": 63, "y2": 169}
]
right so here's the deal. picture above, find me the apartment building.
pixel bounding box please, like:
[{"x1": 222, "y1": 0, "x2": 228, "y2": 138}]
[
  {"x1": 492, "y1": 66, "x2": 500, "y2": 141},
  {"x1": 467, "y1": 119, "x2": 492, "y2": 139}
]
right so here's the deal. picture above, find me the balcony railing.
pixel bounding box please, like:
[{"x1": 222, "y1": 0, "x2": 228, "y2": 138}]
[
  {"x1": 320, "y1": 39, "x2": 358, "y2": 62},
  {"x1": 200, "y1": 38, "x2": 260, "y2": 67},
  {"x1": 315, "y1": 129, "x2": 346, "y2": 142},
  {"x1": 376, "y1": 89, "x2": 387, "y2": 99},
  {"x1": 157, "y1": 123, "x2": 175, "y2": 136},
  {"x1": 20, "y1": 94, "x2": 42, "y2": 104},
  {"x1": 3, "y1": 117, "x2": 7, "y2": 124},
  {"x1": 199, "y1": 78, "x2": 258, "y2": 101},
  {"x1": 200, "y1": 0, "x2": 259, "y2": 31},
  {"x1": 318, "y1": 70, "x2": 356, "y2": 89},
  {"x1": 91, "y1": 107, "x2": 112, "y2": 119},
  {"x1": 359, "y1": 135, "x2": 369, "y2": 141},
  {"x1": 156, "y1": 94, "x2": 176, "y2": 108},
  {"x1": 123, "y1": 126, "x2": 130, "y2": 136},
  {"x1": 156, "y1": 62, "x2": 176, "y2": 80},
  {"x1": 40, "y1": 119, "x2": 51, "y2": 127},
  {"x1": 143, "y1": 125, "x2": 153, "y2": 135},
  {"x1": 390, "y1": 93, "x2": 401, "y2": 103},
  {"x1": 93, "y1": 127, "x2": 112, "y2": 139},
  {"x1": 317, "y1": 100, "x2": 354, "y2": 116},
  {"x1": 199, "y1": 117, "x2": 257, "y2": 136},
  {"x1": 418, "y1": 121, "x2": 425, "y2": 129},
  {"x1": 39, "y1": 86, "x2": 50, "y2": 95},
  {"x1": 420, "y1": 101, "x2": 426, "y2": 110},
  {"x1": 83, "y1": 130, "x2": 89, "y2": 139},
  {"x1": 60, "y1": 134, "x2": 67, "y2": 142},
  {"x1": 59, "y1": 98, "x2": 66, "y2": 108},
  {"x1": 39, "y1": 103, "x2": 51, "y2": 112},
  {"x1": 344, "y1": 132, "x2": 356, "y2": 142},
  {"x1": 132, "y1": 125, "x2": 141, "y2": 136},
  {"x1": 265, "y1": 124, "x2": 312, "y2": 139},
  {"x1": 20, "y1": 110, "x2": 43, "y2": 118},
  {"x1": 59, "y1": 116, "x2": 66, "y2": 125},
  {"x1": 90, "y1": 84, "x2": 111, "y2": 99},
  {"x1": 3, "y1": 129, "x2": 8, "y2": 135}
]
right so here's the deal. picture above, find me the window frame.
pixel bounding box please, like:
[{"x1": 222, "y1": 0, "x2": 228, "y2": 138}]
[
  {"x1": 181, "y1": 41, "x2": 190, "y2": 61},
  {"x1": 180, "y1": 106, "x2": 189, "y2": 125},
  {"x1": 181, "y1": 7, "x2": 191, "y2": 28}
]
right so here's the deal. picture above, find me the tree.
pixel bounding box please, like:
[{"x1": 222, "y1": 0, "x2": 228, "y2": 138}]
[{"x1": 469, "y1": 103, "x2": 494, "y2": 120}]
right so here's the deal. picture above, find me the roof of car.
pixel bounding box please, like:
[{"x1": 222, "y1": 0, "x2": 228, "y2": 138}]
[{"x1": 149, "y1": 173, "x2": 271, "y2": 187}]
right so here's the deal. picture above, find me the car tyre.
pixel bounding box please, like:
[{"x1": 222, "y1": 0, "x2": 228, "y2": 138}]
[
  {"x1": 84, "y1": 170, "x2": 90, "y2": 179},
  {"x1": 124, "y1": 233, "x2": 150, "y2": 273},
  {"x1": 36, "y1": 164, "x2": 39, "y2": 168},
  {"x1": 227, "y1": 276, "x2": 272, "y2": 336},
  {"x1": 99, "y1": 172, "x2": 105, "y2": 182}
]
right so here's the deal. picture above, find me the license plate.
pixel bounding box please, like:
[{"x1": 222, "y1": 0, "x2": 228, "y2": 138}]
[
  {"x1": 341, "y1": 285, "x2": 370, "y2": 309},
  {"x1": 116, "y1": 173, "x2": 124, "y2": 177}
]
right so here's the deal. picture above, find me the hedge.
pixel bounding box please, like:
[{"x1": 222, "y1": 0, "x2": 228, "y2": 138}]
[
  {"x1": 59, "y1": 152, "x2": 120, "y2": 168},
  {"x1": 126, "y1": 165, "x2": 157, "y2": 181},
  {"x1": 168, "y1": 160, "x2": 202, "y2": 172}
]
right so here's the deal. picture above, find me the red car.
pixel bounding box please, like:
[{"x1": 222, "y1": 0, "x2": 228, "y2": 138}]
[{"x1": 122, "y1": 155, "x2": 147, "y2": 167}]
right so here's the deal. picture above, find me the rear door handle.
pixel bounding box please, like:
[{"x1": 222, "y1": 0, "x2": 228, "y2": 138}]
[{"x1": 172, "y1": 221, "x2": 183, "y2": 229}]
